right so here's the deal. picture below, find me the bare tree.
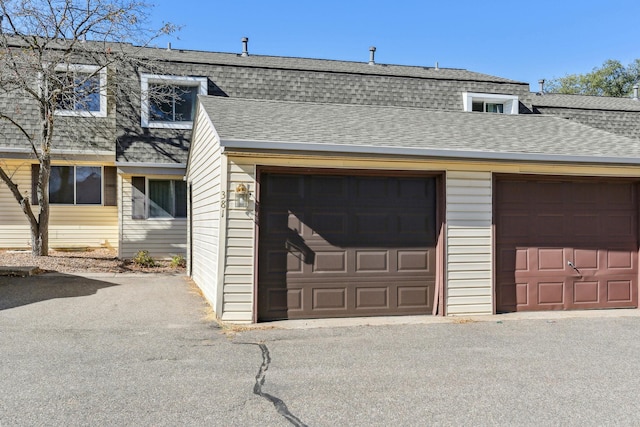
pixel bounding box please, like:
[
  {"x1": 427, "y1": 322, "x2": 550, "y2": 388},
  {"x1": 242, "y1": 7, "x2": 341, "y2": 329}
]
[{"x1": 0, "y1": 0, "x2": 174, "y2": 255}]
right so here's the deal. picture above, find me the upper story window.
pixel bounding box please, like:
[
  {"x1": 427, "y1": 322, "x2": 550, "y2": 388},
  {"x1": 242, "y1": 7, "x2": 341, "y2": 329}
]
[
  {"x1": 463, "y1": 92, "x2": 519, "y2": 114},
  {"x1": 140, "y1": 74, "x2": 207, "y2": 129},
  {"x1": 53, "y1": 64, "x2": 107, "y2": 117}
]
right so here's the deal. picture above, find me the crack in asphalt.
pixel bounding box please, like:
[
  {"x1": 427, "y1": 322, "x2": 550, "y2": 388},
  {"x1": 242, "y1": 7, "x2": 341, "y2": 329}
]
[{"x1": 241, "y1": 342, "x2": 308, "y2": 427}]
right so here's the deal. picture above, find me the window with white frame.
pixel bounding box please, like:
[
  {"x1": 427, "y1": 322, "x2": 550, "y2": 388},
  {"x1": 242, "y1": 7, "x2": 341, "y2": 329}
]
[
  {"x1": 462, "y1": 92, "x2": 519, "y2": 114},
  {"x1": 140, "y1": 74, "x2": 207, "y2": 129},
  {"x1": 131, "y1": 177, "x2": 187, "y2": 219},
  {"x1": 52, "y1": 64, "x2": 107, "y2": 117}
]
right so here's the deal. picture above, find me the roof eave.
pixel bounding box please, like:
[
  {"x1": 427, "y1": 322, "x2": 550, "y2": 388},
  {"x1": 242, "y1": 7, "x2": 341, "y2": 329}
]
[{"x1": 219, "y1": 138, "x2": 640, "y2": 166}]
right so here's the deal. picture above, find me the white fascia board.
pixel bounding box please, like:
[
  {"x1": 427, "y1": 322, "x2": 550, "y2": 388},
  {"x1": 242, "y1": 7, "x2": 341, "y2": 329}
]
[{"x1": 220, "y1": 138, "x2": 640, "y2": 166}]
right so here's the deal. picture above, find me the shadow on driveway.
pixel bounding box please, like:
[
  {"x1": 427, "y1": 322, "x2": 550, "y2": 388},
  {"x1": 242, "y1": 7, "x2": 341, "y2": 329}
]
[{"x1": 0, "y1": 273, "x2": 118, "y2": 311}]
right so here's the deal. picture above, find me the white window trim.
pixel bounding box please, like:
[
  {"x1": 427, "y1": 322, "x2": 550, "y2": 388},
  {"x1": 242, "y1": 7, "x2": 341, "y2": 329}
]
[
  {"x1": 53, "y1": 64, "x2": 107, "y2": 118},
  {"x1": 134, "y1": 177, "x2": 187, "y2": 220},
  {"x1": 140, "y1": 74, "x2": 207, "y2": 129},
  {"x1": 462, "y1": 92, "x2": 519, "y2": 114}
]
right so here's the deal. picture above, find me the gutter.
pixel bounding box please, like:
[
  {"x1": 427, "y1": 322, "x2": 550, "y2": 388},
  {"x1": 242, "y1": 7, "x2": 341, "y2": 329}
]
[{"x1": 220, "y1": 138, "x2": 640, "y2": 166}]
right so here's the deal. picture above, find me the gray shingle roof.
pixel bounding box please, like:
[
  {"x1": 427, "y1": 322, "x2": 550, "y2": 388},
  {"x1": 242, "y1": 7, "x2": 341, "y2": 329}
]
[
  {"x1": 532, "y1": 93, "x2": 640, "y2": 111},
  {"x1": 136, "y1": 45, "x2": 525, "y2": 85},
  {"x1": 198, "y1": 96, "x2": 640, "y2": 162}
]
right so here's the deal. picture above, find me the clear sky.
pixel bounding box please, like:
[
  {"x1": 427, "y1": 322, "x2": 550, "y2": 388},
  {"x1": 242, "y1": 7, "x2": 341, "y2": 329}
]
[{"x1": 147, "y1": 0, "x2": 640, "y2": 89}]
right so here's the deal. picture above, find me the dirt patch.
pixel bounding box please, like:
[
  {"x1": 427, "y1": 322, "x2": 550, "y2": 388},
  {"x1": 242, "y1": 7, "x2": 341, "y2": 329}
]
[{"x1": 0, "y1": 248, "x2": 185, "y2": 274}]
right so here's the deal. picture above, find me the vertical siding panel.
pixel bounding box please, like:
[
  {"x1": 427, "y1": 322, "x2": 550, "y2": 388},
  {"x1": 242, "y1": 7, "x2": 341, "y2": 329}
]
[
  {"x1": 446, "y1": 171, "x2": 493, "y2": 315},
  {"x1": 221, "y1": 158, "x2": 256, "y2": 322},
  {"x1": 187, "y1": 106, "x2": 223, "y2": 312}
]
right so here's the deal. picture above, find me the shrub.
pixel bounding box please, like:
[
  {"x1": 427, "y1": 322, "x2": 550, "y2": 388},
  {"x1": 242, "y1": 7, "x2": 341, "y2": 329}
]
[
  {"x1": 133, "y1": 250, "x2": 156, "y2": 268},
  {"x1": 170, "y1": 254, "x2": 186, "y2": 269}
]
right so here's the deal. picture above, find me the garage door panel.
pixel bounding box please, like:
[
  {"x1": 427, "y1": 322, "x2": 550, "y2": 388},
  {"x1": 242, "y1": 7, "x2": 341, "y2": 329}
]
[
  {"x1": 308, "y1": 211, "x2": 348, "y2": 237},
  {"x1": 573, "y1": 214, "x2": 600, "y2": 237},
  {"x1": 537, "y1": 281, "x2": 565, "y2": 305},
  {"x1": 259, "y1": 173, "x2": 437, "y2": 320},
  {"x1": 265, "y1": 174, "x2": 304, "y2": 199},
  {"x1": 496, "y1": 177, "x2": 638, "y2": 312},
  {"x1": 497, "y1": 213, "x2": 530, "y2": 241},
  {"x1": 603, "y1": 213, "x2": 635, "y2": 236},
  {"x1": 573, "y1": 281, "x2": 599, "y2": 304},
  {"x1": 356, "y1": 250, "x2": 389, "y2": 272},
  {"x1": 537, "y1": 248, "x2": 565, "y2": 271},
  {"x1": 312, "y1": 251, "x2": 347, "y2": 273},
  {"x1": 573, "y1": 248, "x2": 598, "y2": 269},
  {"x1": 356, "y1": 287, "x2": 390, "y2": 309},
  {"x1": 607, "y1": 250, "x2": 634, "y2": 269},
  {"x1": 607, "y1": 280, "x2": 633, "y2": 303},
  {"x1": 313, "y1": 288, "x2": 347, "y2": 310}
]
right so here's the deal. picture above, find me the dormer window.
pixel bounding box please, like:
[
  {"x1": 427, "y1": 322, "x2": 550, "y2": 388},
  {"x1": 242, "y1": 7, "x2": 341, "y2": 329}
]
[
  {"x1": 52, "y1": 64, "x2": 107, "y2": 117},
  {"x1": 463, "y1": 92, "x2": 519, "y2": 114},
  {"x1": 141, "y1": 74, "x2": 207, "y2": 129}
]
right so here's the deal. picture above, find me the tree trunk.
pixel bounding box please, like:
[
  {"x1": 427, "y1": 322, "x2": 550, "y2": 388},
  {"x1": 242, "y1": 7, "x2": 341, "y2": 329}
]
[{"x1": 33, "y1": 156, "x2": 51, "y2": 256}]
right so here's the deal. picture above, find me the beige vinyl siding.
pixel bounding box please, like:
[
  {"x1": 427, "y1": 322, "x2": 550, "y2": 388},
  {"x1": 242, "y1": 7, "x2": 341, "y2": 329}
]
[
  {"x1": 221, "y1": 159, "x2": 256, "y2": 322},
  {"x1": 0, "y1": 159, "x2": 118, "y2": 249},
  {"x1": 445, "y1": 171, "x2": 493, "y2": 315},
  {"x1": 187, "y1": 106, "x2": 223, "y2": 311},
  {"x1": 119, "y1": 174, "x2": 187, "y2": 259}
]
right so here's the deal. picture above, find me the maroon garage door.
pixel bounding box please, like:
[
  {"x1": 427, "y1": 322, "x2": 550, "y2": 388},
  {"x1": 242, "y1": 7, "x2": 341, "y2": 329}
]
[
  {"x1": 495, "y1": 176, "x2": 639, "y2": 312},
  {"x1": 258, "y1": 172, "x2": 438, "y2": 321}
]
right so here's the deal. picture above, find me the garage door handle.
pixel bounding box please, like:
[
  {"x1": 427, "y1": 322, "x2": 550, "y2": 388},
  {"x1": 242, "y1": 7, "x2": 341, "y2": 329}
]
[{"x1": 567, "y1": 261, "x2": 582, "y2": 277}]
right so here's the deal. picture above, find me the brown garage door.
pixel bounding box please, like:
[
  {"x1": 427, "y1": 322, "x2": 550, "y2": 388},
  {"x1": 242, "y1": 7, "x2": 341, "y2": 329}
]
[
  {"x1": 258, "y1": 172, "x2": 438, "y2": 321},
  {"x1": 496, "y1": 176, "x2": 639, "y2": 312}
]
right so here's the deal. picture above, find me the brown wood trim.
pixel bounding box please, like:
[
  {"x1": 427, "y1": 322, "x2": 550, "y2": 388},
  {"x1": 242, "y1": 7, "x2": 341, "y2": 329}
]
[
  {"x1": 491, "y1": 173, "x2": 497, "y2": 315},
  {"x1": 434, "y1": 173, "x2": 446, "y2": 316},
  {"x1": 258, "y1": 165, "x2": 442, "y2": 179},
  {"x1": 252, "y1": 167, "x2": 262, "y2": 323},
  {"x1": 494, "y1": 172, "x2": 640, "y2": 184}
]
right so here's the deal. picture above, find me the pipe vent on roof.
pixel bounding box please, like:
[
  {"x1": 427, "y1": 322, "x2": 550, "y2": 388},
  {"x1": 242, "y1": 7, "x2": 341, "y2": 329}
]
[
  {"x1": 633, "y1": 83, "x2": 639, "y2": 101},
  {"x1": 538, "y1": 79, "x2": 545, "y2": 94},
  {"x1": 241, "y1": 37, "x2": 249, "y2": 57},
  {"x1": 368, "y1": 46, "x2": 376, "y2": 65},
  {"x1": 167, "y1": 42, "x2": 172, "y2": 51}
]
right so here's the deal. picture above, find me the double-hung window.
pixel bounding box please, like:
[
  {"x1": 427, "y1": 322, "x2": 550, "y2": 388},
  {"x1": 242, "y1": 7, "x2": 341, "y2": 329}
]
[
  {"x1": 132, "y1": 177, "x2": 187, "y2": 219},
  {"x1": 52, "y1": 64, "x2": 107, "y2": 117},
  {"x1": 140, "y1": 74, "x2": 207, "y2": 129}
]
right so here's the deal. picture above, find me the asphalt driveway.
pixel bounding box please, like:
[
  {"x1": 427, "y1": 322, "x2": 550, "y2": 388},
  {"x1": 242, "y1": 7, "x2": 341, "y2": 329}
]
[{"x1": 2, "y1": 273, "x2": 640, "y2": 426}]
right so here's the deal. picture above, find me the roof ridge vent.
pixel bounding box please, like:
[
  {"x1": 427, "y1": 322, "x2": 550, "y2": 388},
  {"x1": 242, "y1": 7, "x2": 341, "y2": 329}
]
[
  {"x1": 368, "y1": 46, "x2": 376, "y2": 65},
  {"x1": 241, "y1": 37, "x2": 249, "y2": 57}
]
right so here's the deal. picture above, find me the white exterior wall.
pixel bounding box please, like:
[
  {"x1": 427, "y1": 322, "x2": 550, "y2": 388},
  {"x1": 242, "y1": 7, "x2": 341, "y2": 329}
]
[
  {"x1": 0, "y1": 160, "x2": 118, "y2": 249},
  {"x1": 220, "y1": 159, "x2": 257, "y2": 322},
  {"x1": 119, "y1": 174, "x2": 188, "y2": 259},
  {"x1": 186, "y1": 106, "x2": 223, "y2": 312},
  {"x1": 445, "y1": 171, "x2": 493, "y2": 315}
]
